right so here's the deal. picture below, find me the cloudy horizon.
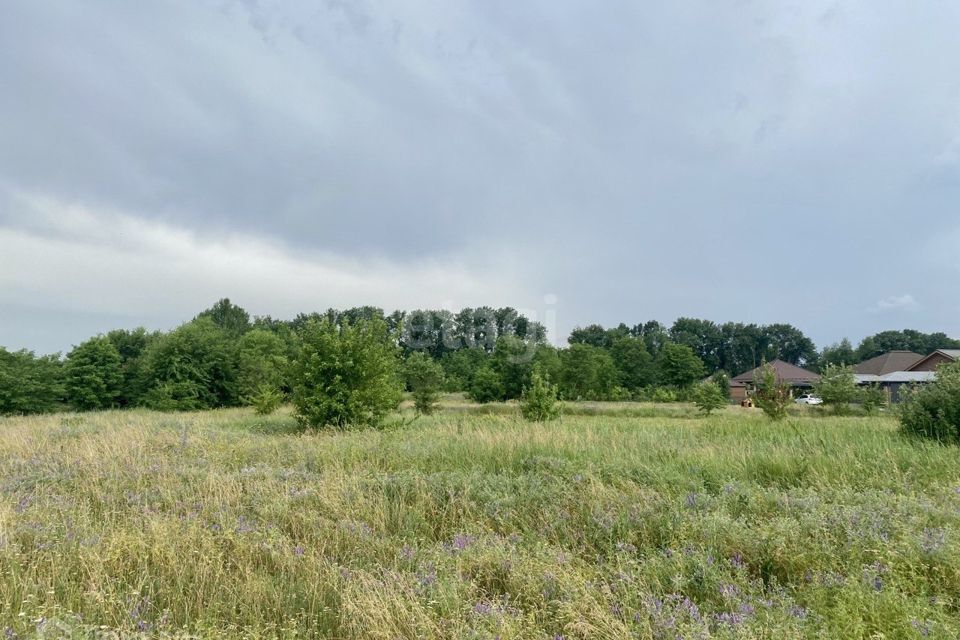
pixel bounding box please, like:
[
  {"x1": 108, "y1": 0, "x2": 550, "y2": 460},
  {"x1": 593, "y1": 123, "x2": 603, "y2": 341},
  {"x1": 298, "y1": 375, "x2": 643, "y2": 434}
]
[{"x1": 3, "y1": 1, "x2": 960, "y2": 355}]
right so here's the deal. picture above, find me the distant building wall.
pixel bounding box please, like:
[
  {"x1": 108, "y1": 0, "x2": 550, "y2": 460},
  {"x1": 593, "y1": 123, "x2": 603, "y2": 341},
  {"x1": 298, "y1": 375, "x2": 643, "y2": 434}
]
[{"x1": 911, "y1": 353, "x2": 955, "y2": 371}]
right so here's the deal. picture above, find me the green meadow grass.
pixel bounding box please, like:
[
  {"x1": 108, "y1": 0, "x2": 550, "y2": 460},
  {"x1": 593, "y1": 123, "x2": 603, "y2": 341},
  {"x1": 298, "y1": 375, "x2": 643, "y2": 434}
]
[{"x1": 1, "y1": 404, "x2": 958, "y2": 639}]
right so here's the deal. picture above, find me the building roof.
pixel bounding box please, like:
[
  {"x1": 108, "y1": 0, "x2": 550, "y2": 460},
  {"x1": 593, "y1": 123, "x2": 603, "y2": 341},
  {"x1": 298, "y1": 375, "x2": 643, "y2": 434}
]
[
  {"x1": 907, "y1": 349, "x2": 960, "y2": 371},
  {"x1": 731, "y1": 360, "x2": 820, "y2": 386},
  {"x1": 856, "y1": 371, "x2": 937, "y2": 384},
  {"x1": 854, "y1": 351, "x2": 923, "y2": 375}
]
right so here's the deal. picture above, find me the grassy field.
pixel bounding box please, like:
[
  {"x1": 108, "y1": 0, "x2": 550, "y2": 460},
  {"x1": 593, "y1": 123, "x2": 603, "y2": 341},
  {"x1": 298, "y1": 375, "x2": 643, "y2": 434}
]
[{"x1": 1, "y1": 403, "x2": 959, "y2": 639}]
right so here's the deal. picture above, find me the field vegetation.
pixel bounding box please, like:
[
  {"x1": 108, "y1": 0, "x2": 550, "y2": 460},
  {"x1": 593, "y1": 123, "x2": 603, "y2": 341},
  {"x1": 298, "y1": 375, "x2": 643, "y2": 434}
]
[{"x1": 2, "y1": 402, "x2": 959, "y2": 638}]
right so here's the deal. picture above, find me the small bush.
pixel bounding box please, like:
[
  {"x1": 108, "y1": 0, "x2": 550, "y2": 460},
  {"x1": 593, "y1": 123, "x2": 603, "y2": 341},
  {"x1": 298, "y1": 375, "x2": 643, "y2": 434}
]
[
  {"x1": 404, "y1": 352, "x2": 445, "y2": 416},
  {"x1": 815, "y1": 364, "x2": 858, "y2": 415},
  {"x1": 248, "y1": 385, "x2": 284, "y2": 416},
  {"x1": 899, "y1": 361, "x2": 960, "y2": 443},
  {"x1": 752, "y1": 363, "x2": 791, "y2": 421},
  {"x1": 519, "y1": 371, "x2": 562, "y2": 422},
  {"x1": 291, "y1": 317, "x2": 402, "y2": 429},
  {"x1": 859, "y1": 383, "x2": 888, "y2": 416},
  {"x1": 692, "y1": 380, "x2": 726, "y2": 416}
]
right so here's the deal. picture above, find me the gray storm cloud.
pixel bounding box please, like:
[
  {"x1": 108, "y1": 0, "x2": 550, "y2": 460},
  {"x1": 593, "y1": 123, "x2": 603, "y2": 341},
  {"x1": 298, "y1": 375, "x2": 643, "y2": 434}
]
[{"x1": 2, "y1": 0, "x2": 959, "y2": 353}]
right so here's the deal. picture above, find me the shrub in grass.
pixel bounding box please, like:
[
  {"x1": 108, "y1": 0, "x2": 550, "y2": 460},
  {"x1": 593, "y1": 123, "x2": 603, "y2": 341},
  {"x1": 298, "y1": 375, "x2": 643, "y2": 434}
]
[
  {"x1": 519, "y1": 370, "x2": 561, "y2": 422},
  {"x1": 815, "y1": 364, "x2": 859, "y2": 415},
  {"x1": 752, "y1": 362, "x2": 791, "y2": 421},
  {"x1": 404, "y1": 352, "x2": 445, "y2": 416},
  {"x1": 860, "y1": 383, "x2": 888, "y2": 416},
  {"x1": 248, "y1": 384, "x2": 284, "y2": 416},
  {"x1": 692, "y1": 380, "x2": 726, "y2": 416},
  {"x1": 291, "y1": 317, "x2": 402, "y2": 429},
  {"x1": 899, "y1": 361, "x2": 960, "y2": 443}
]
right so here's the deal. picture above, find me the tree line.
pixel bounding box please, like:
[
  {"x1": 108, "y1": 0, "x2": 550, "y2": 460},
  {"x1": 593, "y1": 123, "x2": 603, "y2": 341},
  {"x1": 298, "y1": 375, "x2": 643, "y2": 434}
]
[{"x1": 1, "y1": 299, "x2": 958, "y2": 417}]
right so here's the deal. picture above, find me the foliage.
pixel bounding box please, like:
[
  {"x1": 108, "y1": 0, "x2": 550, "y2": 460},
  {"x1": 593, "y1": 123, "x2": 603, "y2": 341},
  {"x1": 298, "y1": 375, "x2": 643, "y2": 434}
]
[
  {"x1": 491, "y1": 335, "x2": 538, "y2": 399},
  {"x1": 656, "y1": 343, "x2": 706, "y2": 388},
  {"x1": 712, "y1": 370, "x2": 731, "y2": 399},
  {"x1": 106, "y1": 328, "x2": 157, "y2": 407},
  {"x1": 752, "y1": 362, "x2": 792, "y2": 421},
  {"x1": 439, "y1": 347, "x2": 488, "y2": 392},
  {"x1": 691, "y1": 380, "x2": 727, "y2": 416},
  {"x1": 818, "y1": 338, "x2": 856, "y2": 370},
  {"x1": 559, "y1": 343, "x2": 618, "y2": 400},
  {"x1": 0, "y1": 348, "x2": 63, "y2": 415},
  {"x1": 291, "y1": 317, "x2": 402, "y2": 429},
  {"x1": 609, "y1": 337, "x2": 655, "y2": 391},
  {"x1": 899, "y1": 361, "x2": 960, "y2": 443},
  {"x1": 236, "y1": 329, "x2": 289, "y2": 400},
  {"x1": 860, "y1": 383, "x2": 888, "y2": 416},
  {"x1": 519, "y1": 370, "x2": 562, "y2": 422},
  {"x1": 403, "y1": 352, "x2": 445, "y2": 416},
  {"x1": 814, "y1": 364, "x2": 859, "y2": 415},
  {"x1": 248, "y1": 384, "x2": 284, "y2": 416},
  {"x1": 64, "y1": 336, "x2": 124, "y2": 411},
  {"x1": 468, "y1": 364, "x2": 504, "y2": 403},
  {"x1": 138, "y1": 318, "x2": 238, "y2": 411},
  {"x1": 195, "y1": 298, "x2": 251, "y2": 337}
]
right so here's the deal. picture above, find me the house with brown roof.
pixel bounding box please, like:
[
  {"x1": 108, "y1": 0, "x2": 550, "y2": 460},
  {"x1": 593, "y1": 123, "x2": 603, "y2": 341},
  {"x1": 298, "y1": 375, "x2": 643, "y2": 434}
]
[
  {"x1": 729, "y1": 360, "x2": 820, "y2": 403},
  {"x1": 853, "y1": 349, "x2": 957, "y2": 403},
  {"x1": 854, "y1": 350, "x2": 923, "y2": 376},
  {"x1": 907, "y1": 349, "x2": 960, "y2": 372}
]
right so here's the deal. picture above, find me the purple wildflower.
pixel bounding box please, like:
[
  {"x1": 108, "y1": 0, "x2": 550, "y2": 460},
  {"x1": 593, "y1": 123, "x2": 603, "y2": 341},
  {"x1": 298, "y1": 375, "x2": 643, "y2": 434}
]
[
  {"x1": 921, "y1": 528, "x2": 946, "y2": 554},
  {"x1": 714, "y1": 611, "x2": 745, "y2": 626},
  {"x1": 472, "y1": 602, "x2": 494, "y2": 616},
  {"x1": 293, "y1": 545, "x2": 305, "y2": 557},
  {"x1": 719, "y1": 583, "x2": 740, "y2": 599},
  {"x1": 788, "y1": 604, "x2": 808, "y2": 620},
  {"x1": 730, "y1": 553, "x2": 746, "y2": 569},
  {"x1": 911, "y1": 618, "x2": 932, "y2": 637},
  {"x1": 450, "y1": 534, "x2": 475, "y2": 552}
]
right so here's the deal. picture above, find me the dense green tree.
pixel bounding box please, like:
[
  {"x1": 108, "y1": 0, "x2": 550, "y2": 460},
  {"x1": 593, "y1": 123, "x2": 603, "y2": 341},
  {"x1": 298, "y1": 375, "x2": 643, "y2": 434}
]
[
  {"x1": 105, "y1": 327, "x2": 157, "y2": 406},
  {"x1": 403, "y1": 352, "x2": 445, "y2": 416},
  {"x1": 291, "y1": 317, "x2": 402, "y2": 429},
  {"x1": 139, "y1": 318, "x2": 238, "y2": 411},
  {"x1": 559, "y1": 343, "x2": 618, "y2": 400},
  {"x1": 670, "y1": 318, "x2": 724, "y2": 372},
  {"x1": 439, "y1": 347, "x2": 489, "y2": 392},
  {"x1": 64, "y1": 336, "x2": 123, "y2": 411},
  {"x1": 637, "y1": 320, "x2": 671, "y2": 360},
  {"x1": 531, "y1": 344, "x2": 563, "y2": 385},
  {"x1": 656, "y1": 343, "x2": 706, "y2": 388},
  {"x1": 236, "y1": 329, "x2": 289, "y2": 401},
  {"x1": 195, "y1": 298, "x2": 251, "y2": 337},
  {"x1": 610, "y1": 337, "x2": 655, "y2": 391},
  {"x1": 818, "y1": 338, "x2": 857, "y2": 370},
  {"x1": 718, "y1": 322, "x2": 763, "y2": 376},
  {"x1": 468, "y1": 364, "x2": 505, "y2": 403},
  {"x1": 0, "y1": 348, "x2": 63, "y2": 415},
  {"x1": 758, "y1": 323, "x2": 817, "y2": 367},
  {"x1": 856, "y1": 330, "x2": 960, "y2": 362},
  {"x1": 568, "y1": 324, "x2": 615, "y2": 349},
  {"x1": 491, "y1": 336, "x2": 538, "y2": 400}
]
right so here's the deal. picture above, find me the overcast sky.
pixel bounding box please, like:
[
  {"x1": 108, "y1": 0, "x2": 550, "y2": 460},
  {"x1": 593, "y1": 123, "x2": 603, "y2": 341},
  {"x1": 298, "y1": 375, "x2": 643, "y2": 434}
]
[{"x1": 2, "y1": 1, "x2": 960, "y2": 354}]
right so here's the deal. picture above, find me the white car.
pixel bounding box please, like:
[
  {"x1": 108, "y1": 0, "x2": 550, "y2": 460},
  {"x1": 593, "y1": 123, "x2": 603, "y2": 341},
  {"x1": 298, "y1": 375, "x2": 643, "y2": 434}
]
[{"x1": 795, "y1": 394, "x2": 823, "y2": 405}]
